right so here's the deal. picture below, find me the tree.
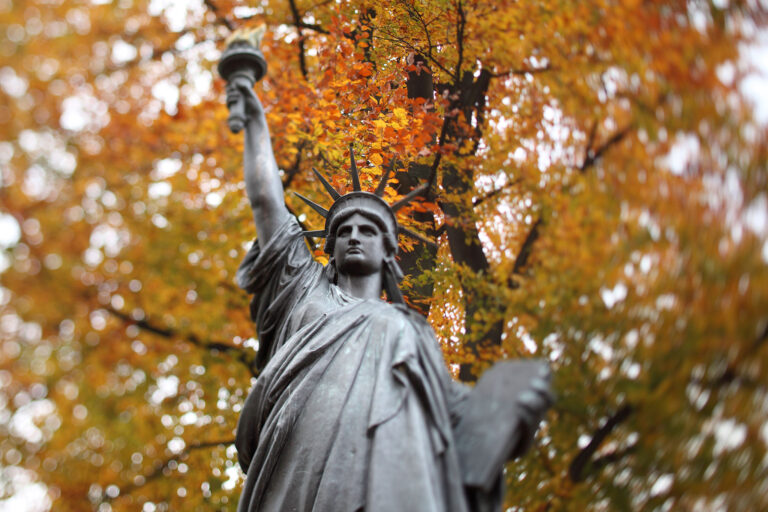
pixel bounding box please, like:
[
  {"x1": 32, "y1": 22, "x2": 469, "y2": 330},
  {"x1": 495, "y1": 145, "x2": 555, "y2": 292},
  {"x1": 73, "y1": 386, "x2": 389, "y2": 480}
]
[{"x1": 1, "y1": 0, "x2": 766, "y2": 510}]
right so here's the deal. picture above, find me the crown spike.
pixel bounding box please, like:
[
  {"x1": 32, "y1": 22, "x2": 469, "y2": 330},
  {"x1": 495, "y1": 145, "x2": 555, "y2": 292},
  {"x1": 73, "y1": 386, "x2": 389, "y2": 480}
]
[
  {"x1": 293, "y1": 192, "x2": 329, "y2": 218},
  {"x1": 312, "y1": 167, "x2": 341, "y2": 201},
  {"x1": 373, "y1": 162, "x2": 394, "y2": 197},
  {"x1": 301, "y1": 229, "x2": 327, "y2": 238},
  {"x1": 349, "y1": 143, "x2": 361, "y2": 192}
]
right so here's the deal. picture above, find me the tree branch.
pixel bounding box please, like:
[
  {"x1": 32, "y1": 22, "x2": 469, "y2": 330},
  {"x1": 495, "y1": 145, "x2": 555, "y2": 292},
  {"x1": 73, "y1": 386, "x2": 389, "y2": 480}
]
[
  {"x1": 390, "y1": 182, "x2": 429, "y2": 211},
  {"x1": 104, "y1": 306, "x2": 258, "y2": 377},
  {"x1": 401, "y1": 0, "x2": 434, "y2": 63},
  {"x1": 424, "y1": 133, "x2": 446, "y2": 197},
  {"x1": 569, "y1": 404, "x2": 633, "y2": 482},
  {"x1": 281, "y1": 140, "x2": 308, "y2": 189},
  {"x1": 472, "y1": 179, "x2": 522, "y2": 206},
  {"x1": 203, "y1": 0, "x2": 235, "y2": 31},
  {"x1": 591, "y1": 443, "x2": 637, "y2": 470},
  {"x1": 110, "y1": 438, "x2": 236, "y2": 501},
  {"x1": 455, "y1": 0, "x2": 466, "y2": 84},
  {"x1": 296, "y1": 21, "x2": 329, "y2": 34},
  {"x1": 374, "y1": 30, "x2": 455, "y2": 79},
  {"x1": 751, "y1": 320, "x2": 768, "y2": 352},
  {"x1": 697, "y1": 323, "x2": 768, "y2": 388},
  {"x1": 488, "y1": 64, "x2": 554, "y2": 78},
  {"x1": 513, "y1": 217, "x2": 542, "y2": 275},
  {"x1": 287, "y1": 0, "x2": 309, "y2": 79},
  {"x1": 579, "y1": 124, "x2": 632, "y2": 173}
]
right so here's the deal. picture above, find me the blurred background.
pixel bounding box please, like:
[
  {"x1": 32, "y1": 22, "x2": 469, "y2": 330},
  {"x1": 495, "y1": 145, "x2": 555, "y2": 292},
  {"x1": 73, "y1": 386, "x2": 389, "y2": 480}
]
[{"x1": 1, "y1": 0, "x2": 767, "y2": 510}]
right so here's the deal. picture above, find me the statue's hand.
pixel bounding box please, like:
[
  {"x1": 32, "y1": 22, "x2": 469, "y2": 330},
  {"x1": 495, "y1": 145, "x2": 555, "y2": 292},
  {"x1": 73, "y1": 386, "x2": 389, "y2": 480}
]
[
  {"x1": 224, "y1": 77, "x2": 262, "y2": 133},
  {"x1": 511, "y1": 365, "x2": 555, "y2": 457},
  {"x1": 228, "y1": 78, "x2": 262, "y2": 115}
]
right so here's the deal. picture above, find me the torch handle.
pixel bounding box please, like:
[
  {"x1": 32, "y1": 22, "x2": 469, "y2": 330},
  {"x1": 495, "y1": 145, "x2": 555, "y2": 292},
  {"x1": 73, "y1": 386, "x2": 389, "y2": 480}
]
[
  {"x1": 228, "y1": 96, "x2": 247, "y2": 134},
  {"x1": 225, "y1": 69, "x2": 257, "y2": 134}
]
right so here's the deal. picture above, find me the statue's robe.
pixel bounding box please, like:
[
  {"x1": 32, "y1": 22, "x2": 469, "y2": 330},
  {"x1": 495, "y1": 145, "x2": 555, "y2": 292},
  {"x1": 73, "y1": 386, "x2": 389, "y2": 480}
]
[{"x1": 235, "y1": 217, "x2": 471, "y2": 512}]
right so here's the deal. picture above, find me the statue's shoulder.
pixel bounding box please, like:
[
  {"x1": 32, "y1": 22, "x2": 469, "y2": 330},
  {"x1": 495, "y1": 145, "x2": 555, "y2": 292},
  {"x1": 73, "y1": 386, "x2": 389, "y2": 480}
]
[{"x1": 389, "y1": 302, "x2": 432, "y2": 330}]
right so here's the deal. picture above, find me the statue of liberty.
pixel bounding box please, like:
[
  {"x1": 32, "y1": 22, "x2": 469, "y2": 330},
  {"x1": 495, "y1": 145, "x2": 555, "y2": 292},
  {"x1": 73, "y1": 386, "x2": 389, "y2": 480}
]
[{"x1": 221, "y1": 31, "x2": 553, "y2": 512}]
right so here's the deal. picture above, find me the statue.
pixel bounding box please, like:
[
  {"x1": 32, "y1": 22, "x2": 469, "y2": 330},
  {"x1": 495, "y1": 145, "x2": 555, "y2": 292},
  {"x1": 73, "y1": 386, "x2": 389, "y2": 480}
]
[{"x1": 220, "y1": 30, "x2": 554, "y2": 512}]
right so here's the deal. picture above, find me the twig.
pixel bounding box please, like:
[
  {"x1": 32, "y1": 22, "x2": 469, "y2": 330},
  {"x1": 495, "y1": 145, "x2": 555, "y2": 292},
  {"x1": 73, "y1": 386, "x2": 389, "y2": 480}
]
[
  {"x1": 580, "y1": 124, "x2": 632, "y2": 173},
  {"x1": 488, "y1": 64, "x2": 554, "y2": 78},
  {"x1": 455, "y1": 0, "x2": 465, "y2": 84},
  {"x1": 472, "y1": 179, "x2": 522, "y2": 206},
  {"x1": 282, "y1": 140, "x2": 307, "y2": 189},
  {"x1": 569, "y1": 404, "x2": 633, "y2": 482},
  {"x1": 373, "y1": 30, "x2": 455, "y2": 79},
  {"x1": 110, "y1": 438, "x2": 236, "y2": 500},
  {"x1": 288, "y1": 0, "x2": 309, "y2": 79},
  {"x1": 104, "y1": 306, "x2": 258, "y2": 377},
  {"x1": 390, "y1": 182, "x2": 429, "y2": 211},
  {"x1": 513, "y1": 217, "x2": 541, "y2": 275},
  {"x1": 203, "y1": 0, "x2": 235, "y2": 31}
]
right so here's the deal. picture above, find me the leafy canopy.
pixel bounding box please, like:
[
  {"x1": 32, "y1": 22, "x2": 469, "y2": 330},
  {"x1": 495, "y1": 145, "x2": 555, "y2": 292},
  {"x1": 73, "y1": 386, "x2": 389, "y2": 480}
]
[{"x1": 0, "y1": 0, "x2": 767, "y2": 510}]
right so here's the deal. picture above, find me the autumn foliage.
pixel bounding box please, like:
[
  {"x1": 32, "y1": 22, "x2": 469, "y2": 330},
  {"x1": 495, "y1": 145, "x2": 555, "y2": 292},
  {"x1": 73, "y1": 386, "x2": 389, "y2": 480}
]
[{"x1": 1, "y1": 0, "x2": 767, "y2": 510}]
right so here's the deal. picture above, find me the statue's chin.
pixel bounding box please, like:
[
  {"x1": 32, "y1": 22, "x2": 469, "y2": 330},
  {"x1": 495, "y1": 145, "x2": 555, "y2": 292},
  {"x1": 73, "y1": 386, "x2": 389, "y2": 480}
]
[{"x1": 335, "y1": 259, "x2": 381, "y2": 278}]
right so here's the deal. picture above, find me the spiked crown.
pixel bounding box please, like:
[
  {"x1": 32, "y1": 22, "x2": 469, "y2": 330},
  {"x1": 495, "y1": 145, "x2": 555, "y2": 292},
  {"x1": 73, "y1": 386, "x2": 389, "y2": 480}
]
[{"x1": 293, "y1": 144, "x2": 426, "y2": 256}]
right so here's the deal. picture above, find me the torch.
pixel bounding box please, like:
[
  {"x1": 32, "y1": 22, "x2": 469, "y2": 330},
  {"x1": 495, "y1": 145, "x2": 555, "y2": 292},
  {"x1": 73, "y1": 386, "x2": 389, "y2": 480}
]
[{"x1": 218, "y1": 26, "x2": 267, "y2": 133}]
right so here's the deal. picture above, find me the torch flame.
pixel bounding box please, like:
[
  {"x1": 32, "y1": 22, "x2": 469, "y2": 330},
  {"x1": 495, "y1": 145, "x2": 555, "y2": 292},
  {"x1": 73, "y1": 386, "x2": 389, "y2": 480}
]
[{"x1": 225, "y1": 24, "x2": 266, "y2": 48}]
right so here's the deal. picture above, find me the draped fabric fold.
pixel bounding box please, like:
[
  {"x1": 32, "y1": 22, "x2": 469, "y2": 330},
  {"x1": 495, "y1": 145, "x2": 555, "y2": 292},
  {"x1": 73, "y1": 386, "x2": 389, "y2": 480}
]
[{"x1": 235, "y1": 217, "x2": 470, "y2": 512}]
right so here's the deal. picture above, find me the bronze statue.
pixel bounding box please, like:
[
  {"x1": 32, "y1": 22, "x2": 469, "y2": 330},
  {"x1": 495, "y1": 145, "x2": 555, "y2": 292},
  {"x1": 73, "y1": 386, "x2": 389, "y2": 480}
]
[{"x1": 221, "y1": 32, "x2": 553, "y2": 512}]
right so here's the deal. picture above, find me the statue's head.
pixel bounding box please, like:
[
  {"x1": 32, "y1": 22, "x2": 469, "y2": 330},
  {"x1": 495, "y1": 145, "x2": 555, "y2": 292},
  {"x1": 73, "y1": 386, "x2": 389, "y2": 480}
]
[
  {"x1": 324, "y1": 192, "x2": 398, "y2": 260},
  {"x1": 330, "y1": 212, "x2": 389, "y2": 277},
  {"x1": 294, "y1": 146, "x2": 421, "y2": 302},
  {"x1": 323, "y1": 195, "x2": 402, "y2": 300}
]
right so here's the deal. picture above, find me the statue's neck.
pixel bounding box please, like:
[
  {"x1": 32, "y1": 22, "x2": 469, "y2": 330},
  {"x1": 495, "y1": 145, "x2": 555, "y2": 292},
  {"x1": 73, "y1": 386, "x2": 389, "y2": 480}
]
[{"x1": 336, "y1": 272, "x2": 383, "y2": 300}]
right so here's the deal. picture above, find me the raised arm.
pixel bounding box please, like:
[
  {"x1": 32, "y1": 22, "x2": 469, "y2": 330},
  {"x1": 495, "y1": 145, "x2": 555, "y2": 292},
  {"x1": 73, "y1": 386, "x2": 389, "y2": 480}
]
[{"x1": 227, "y1": 78, "x2": 291, "y2": 244}]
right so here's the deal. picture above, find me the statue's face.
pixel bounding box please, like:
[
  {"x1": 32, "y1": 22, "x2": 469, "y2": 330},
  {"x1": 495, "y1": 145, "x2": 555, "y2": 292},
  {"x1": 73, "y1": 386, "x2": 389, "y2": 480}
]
[{"x1": 333, "y1": 213, "x2": 386, "y2": 277}]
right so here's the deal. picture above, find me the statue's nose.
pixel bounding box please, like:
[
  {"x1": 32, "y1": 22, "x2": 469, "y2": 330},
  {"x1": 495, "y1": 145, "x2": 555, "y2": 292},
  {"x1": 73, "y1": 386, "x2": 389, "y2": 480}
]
[{"x1": 348, "y1": 227, "x2": 362, "y2": 243}]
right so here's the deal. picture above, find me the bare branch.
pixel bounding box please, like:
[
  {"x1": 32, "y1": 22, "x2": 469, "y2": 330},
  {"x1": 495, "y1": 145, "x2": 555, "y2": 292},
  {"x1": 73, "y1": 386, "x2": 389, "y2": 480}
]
[
  {"x1": 569, "y1": 404, "x2": 633, "y2": 482},
  {"x1": 390, "y1": 182, "x2": 429, "y2": 212},
  {"x1": 282, "y1": 140, "x2": 308, "y2": 189},
  {"x1": 400, "y1": 0, "x2": 434, "y2": 63},
  {"x1": 455, "y1": 0, "x2": 466, "y2": 81},
  {"x1": 288, "y1": 0, "x2": 309, "y2": 79},
  {"x1": 373, "y1": 30, "x2": 455, "y2": 79},
  {"x1": 111, "y1": 438, "x2": 236, "y2": 500},
  {"x1": 488, "y1": 64, "x2": 554, "y2": 78},
  {"x1": 513, "y1": 217, "x2": 542, "y2": 275},
  {"x1": 296, "y1": 21, "x2": 329, "y2": 34},
  {"x1": 104, "y1": 306, "x2": 258, "y2": 377},
  {"x1": 472, "y1": 179, "x2": 522, "y2": 206},
  {"x1": 580, "y1": 124, "x2": 632, "y2": 173},
  {"x1": 203, "y1": 0, "x2": 235, "y2": 31}
]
